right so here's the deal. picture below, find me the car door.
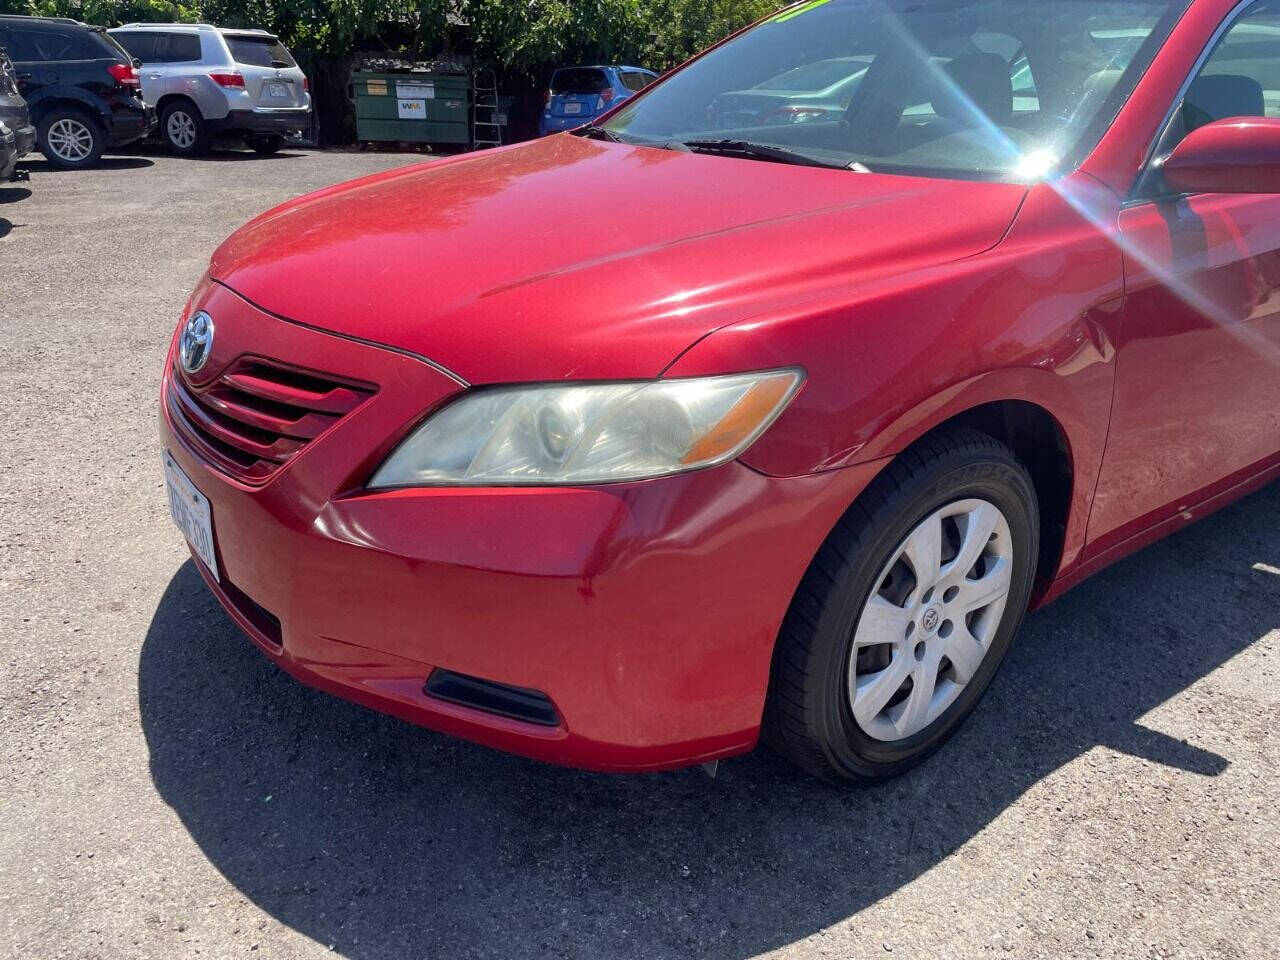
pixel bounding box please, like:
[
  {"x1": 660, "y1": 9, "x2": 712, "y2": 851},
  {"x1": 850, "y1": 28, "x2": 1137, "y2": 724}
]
[
  {"x1": 1088, "y1": 0, "x2": 1280, "y2": 555},
  {"x1": 154, "y1": 32, "x2": 206, "y2": 107}
]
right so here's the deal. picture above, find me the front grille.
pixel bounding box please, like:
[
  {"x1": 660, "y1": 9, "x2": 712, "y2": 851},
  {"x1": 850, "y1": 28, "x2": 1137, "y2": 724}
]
[{"x1": 167, "y1": 357, "x2": 375, "y2": 484}]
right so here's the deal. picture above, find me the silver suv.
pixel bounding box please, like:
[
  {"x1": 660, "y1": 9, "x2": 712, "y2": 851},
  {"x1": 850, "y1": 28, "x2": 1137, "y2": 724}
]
[{"x1": 108, "y1": 23, "x2": 310, "y2": 156}]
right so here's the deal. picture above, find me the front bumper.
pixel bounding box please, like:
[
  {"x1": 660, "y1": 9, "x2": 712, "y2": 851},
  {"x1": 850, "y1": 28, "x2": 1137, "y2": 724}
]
[
  {"x1": 210, "y1": 107, "x2": 312, "y2": 136},
  {"x1": 160, "y1": 282, "x2": 881, "y2": 772}
]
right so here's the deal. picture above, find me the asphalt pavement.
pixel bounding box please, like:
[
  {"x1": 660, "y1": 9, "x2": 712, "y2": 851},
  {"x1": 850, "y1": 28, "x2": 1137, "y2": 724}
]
[{"x1": 1, "y1": 145, "x2": 1277, "y2": 960}]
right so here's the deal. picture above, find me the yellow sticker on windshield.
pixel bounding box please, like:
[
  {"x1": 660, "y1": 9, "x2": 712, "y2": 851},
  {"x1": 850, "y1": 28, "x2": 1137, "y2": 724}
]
[{"x1": 772, "y1": 0, "x2": 836, "y2": 23}]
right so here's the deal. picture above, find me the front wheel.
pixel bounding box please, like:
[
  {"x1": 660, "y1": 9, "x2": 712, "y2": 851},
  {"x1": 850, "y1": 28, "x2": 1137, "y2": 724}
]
[
  {"x1": 38, "y1": 110, "x2": 104, "y2": 170},
  {"x1": 765, "y1": 429, "x2": 1040, "y2": 783}
]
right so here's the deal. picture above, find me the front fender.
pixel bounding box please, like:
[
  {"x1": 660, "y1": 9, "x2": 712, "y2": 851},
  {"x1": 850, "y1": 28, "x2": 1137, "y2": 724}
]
[{"x1": 664, "y1": 178, "x2": 1126, "y2": 576}]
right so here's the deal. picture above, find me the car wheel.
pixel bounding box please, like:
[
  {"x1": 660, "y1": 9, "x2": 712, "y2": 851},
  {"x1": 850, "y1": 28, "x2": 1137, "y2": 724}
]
[
  {"x1": 248, "y1": 135, "x2": 284, "y2": 155},
  {"x1": 765, "y1": 428, "x2": 1040, "y2": 783},
  {"x1": 38, "y1": 110, "x2": 104, "y2": 170},
  {"x1": 161, "y1": 103, "x2": 208, "y2": 156}
]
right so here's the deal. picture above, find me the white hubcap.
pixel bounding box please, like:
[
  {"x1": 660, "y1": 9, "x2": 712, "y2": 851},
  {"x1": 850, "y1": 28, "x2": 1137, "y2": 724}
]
[
  {"x1": 48, "y1": 118, "x2": 93, "y2": 161},
  {"x1": 167, "y1": 111, "x2": 196, "y2": 149},
  {"x1": 848, "y1": 499, "x2": 1014, "y2": 742}
]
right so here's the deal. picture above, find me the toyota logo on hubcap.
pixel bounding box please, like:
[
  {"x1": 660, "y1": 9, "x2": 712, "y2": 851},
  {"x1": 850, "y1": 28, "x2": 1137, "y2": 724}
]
[
  {"x1": 179, "y1": 311, "x2": 214, "y2": 375},
  {"x1": 921, "y1": 608, "x2": 941, "y2": 634}
]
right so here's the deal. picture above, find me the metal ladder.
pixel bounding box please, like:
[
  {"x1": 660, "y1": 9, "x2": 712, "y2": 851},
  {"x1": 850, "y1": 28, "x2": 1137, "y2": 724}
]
[{"x1": 472, "y1": 68, "x2": 502, "y2": 150}]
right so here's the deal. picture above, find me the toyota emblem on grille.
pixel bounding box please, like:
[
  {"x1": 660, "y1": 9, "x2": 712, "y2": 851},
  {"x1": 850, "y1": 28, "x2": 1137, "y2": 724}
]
[{"x1": 180, "y1": 311, "x2": 214, "y2": 375}]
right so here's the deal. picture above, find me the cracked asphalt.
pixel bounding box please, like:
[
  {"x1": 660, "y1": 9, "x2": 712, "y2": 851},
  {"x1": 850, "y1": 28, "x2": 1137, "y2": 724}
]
[{"x1": 1, "y1": 146, "x2": 1278, "y2": 960}]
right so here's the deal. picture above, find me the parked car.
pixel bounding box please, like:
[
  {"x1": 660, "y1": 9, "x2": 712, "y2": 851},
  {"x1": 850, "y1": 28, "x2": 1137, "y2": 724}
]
[
  {"x1": 0, "y1": 15, "x2": 150, "y2": 169},
  {"x1": 539, "y1": 65, "x2": 657, "y2": 136},
  {"x1": 710, "y1": 56, "x2": 871, "y2": 127},
  {"x1": 162, "y1": 0, "x2": 1280, "y2": 783},
  {"x1": 0, "y1": 46, "x2": 35, "y2": 168},
  {"x1": 109, "y1": 23, "x2": 310, "y2": 156}
]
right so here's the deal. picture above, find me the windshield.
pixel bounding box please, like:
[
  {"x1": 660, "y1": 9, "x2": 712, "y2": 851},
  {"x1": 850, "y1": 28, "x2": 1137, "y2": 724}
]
[
  {"x1": 603, "y1": 0, "x2": 1190, "y2": 182},
  {"x1": 225, "y1": 35, "x2": 296, "y2": 68},
  {"x1": 552, "y1": 68, "x2": 609, "y2": 94}
]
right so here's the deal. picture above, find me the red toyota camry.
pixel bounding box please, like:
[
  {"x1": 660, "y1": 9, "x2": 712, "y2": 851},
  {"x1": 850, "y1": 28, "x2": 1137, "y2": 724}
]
[{"x1": 161, "y1": 0, "x2": 1280, "y2": 782}]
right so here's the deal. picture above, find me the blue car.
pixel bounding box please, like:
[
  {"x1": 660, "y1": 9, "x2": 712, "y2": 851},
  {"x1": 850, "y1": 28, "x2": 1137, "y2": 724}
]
[{"x1": 539, "y1": 65, "x2": 658, "y2": 136}]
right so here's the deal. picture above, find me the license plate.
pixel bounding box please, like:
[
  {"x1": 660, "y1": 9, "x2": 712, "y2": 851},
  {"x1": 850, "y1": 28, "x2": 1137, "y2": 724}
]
[
  {"x1": 267, "y1": 82, "x2": 289, "y2": 98},
  {"x1": 164, "y1": 452, "x2": 219, "y2": 581},
  {"x1": 564, "y1": 102, "x2": 583, "y2": 115}
]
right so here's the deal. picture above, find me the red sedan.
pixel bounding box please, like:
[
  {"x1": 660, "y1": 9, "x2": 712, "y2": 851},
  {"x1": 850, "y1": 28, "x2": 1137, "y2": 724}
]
[{"x1": 161, "y1": 0, "x2": 1280, "y2": 782}]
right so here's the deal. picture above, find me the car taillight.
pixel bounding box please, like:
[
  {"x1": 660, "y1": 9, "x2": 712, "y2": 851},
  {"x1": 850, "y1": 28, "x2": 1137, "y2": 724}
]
[
  {"x1": 107, "y1": 63, "x2": 139, "y2": 88},
  {"x1": 303, "y1": 76, "x2": 310, "y2": 93},
  {"x1": 599, "y1": 88, "x2": 615, "y2": 109},
  {"x1": 210, "y1": 72, "x2": 245, "y2": 89}
]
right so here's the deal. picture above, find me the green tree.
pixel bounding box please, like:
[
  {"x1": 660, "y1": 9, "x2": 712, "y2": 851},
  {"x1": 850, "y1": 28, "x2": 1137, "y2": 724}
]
[{"x1": 642, "y1": 0, "x2": 780, "y2": 68}]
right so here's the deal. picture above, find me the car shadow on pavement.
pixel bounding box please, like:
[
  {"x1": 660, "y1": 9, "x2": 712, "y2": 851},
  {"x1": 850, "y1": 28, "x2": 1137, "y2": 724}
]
[
  {"x1": 0, "y1": 185, "x2": 32, "y2": 204},
  {"x1": 138, "y1": 481, "x2": 1279, "y2": 960},
  {"x1": 21, "y1": 157, "x2": 154, "y2": 173},
  {"x1": 112, "y1": 142, "x2": 306, "y2": 162}
]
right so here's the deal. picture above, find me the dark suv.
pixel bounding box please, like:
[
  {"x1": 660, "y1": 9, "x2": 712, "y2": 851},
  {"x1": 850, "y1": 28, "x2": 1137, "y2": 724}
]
[{"x1": 0, "y1": 15, "x2": 152, "y2": 169}]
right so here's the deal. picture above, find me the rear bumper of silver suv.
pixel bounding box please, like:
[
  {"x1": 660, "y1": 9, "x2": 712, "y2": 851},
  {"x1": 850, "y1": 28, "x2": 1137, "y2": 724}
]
[{"x1": 211, "y1": 107, "x2": 311, "y2": 136}]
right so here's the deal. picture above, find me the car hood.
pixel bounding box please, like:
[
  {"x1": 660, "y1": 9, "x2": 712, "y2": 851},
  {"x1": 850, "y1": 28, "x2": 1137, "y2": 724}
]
[{"x1": 210, "y1": 135, "x2": 1027, "y2": 384}]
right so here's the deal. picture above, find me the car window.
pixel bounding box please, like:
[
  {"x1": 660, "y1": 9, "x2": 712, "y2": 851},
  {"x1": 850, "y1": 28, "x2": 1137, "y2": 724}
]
[
  {"x1": 620, "y1": 71, "x2": 653, "y2": 93},
  {"x1": 551, "y1": 68, "x2": 608, "y2": 95},
  {"x1": 166, "y1": 33, "x2": 202, "y2": 64},
  {"x1": 113, "y1": 31, "x2": 158, "y2": 62},
  {"x1": 3, "y1": 27, "x2": 100, "y2": 62},
  {"x1": 605, "y1": 0, "x2": 1190, "y2": 183},
  {"x1": 224, "y1": 35, "x2": 296, "y2": 68},
  {"x1": 1191, "y1": 5, "x2": 1280, "y2": 122},
  {"x1": 93, "y1": 30, "x2": 133, "y2": 63}
]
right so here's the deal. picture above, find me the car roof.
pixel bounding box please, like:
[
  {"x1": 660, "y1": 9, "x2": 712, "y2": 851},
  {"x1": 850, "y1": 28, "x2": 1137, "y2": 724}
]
[
  {"x1": 111, "y1": 23, "x2": 277, "y2": 39},
  {"x1": 0, "y1": 15, "x2": 91, "y2": 30},
  {"x1": 555, "y1": 65, "x2": 656, "y2": 74}
]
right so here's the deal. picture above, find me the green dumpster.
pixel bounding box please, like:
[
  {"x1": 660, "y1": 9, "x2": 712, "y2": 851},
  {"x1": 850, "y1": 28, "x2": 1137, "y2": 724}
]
[{"x1": 352, "y1": 71, "x2": 473, "y2": 147}]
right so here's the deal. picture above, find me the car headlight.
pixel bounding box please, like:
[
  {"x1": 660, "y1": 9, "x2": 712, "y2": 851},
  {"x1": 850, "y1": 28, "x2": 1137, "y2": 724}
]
[{"x1": 368, "y1": 369, "x2": 803, "y2": 488}]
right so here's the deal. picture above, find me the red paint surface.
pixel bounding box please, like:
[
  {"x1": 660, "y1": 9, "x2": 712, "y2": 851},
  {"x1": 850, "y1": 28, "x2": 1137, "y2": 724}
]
[{"x1": 164, "y1": 0, "x2": 1280, "y2": 771}]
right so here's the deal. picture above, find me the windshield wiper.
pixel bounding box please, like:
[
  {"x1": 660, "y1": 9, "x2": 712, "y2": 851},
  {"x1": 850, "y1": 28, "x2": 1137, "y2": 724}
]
[
  {"x1": 678, "y1": 139, "x2": 852, "y2": 170},
  {"x1": 576, "y1": 125, "x2": 624, "y2": 143}
]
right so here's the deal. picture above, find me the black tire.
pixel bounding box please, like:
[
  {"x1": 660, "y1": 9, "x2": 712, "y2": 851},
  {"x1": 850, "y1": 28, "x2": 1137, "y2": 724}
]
[
  {"x1": 37, "y1": 109, "x2": 104, "y2": 170},
  {"x1": 765, "y1": 428, "x2": 1040, "y2": 784},
  {"x1": 248, "y1": 134, "x2": 284, "y2": 156},
  {"x1": 160, "y1": 101, "x2": 209, "y2": 157}
]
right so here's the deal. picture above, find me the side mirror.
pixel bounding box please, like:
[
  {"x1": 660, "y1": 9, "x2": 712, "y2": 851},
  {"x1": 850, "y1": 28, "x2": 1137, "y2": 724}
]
[{"x1": 1162, "y1": 116, "x2": 1280, "y2": 195}]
